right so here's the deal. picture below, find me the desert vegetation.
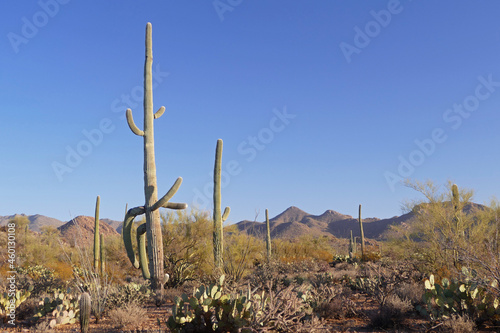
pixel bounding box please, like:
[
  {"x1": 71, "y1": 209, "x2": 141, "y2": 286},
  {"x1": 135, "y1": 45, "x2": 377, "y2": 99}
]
[{"x1": 2, "y1": 23, "x2": 500, "y2": 332}]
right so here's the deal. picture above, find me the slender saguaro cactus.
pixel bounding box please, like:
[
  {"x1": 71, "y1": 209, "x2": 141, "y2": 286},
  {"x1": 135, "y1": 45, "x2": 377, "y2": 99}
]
[
  {"x1": 94, "y1": 196, "x2": 100, "y2": 271},
  {"x1": 122, "y1": 23, "x2": 187, "y2": 293},
  {"x1": 348, "y1": 230, "x2": 355, "y2": 258},
  {"x1": 213, "y1": 139, "x2": 230, "y2": 270},
  {"x1": 79, "y1": 292, "x2": 91, "y2": 333},
  {"x1": 265, "y1": 209, "x2": 272, "y2": 261},
  {"x1": 359, "y1": 204, "x2": 365, "y2": 260}
]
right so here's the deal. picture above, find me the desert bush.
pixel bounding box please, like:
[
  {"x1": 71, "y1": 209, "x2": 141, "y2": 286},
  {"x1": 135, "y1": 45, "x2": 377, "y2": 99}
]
[
  {"x1": 108, "y1": 303, "x2": 147, "y2": 329},
  {"x1": 395, "y1": 281, "x2": 424, "y2": 306},
  {"x1": 441, "y1": 314, "x2": 477, "y2": 332},
  {"x1": 273, "y1": 235, "x2": 335, "y2": 263},
  {"x1": 106, "y1": 282, "x2": 151, "y2": 310},
  {"x1": 370, "y1": 294, "x2": 412, "y2": 329},
  {"x1": 162, "y1": 209, "x2": 213, "y2": 282},
  {"x1": 316, "y1": 288, "x2": 357, "y2": 320}
]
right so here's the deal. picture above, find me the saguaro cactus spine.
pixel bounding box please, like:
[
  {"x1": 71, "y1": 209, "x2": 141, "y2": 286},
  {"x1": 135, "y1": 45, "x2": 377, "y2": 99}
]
[
  {"x1": 266, "y1": 209, "x2": 272, "y2": 261},
  {"x1": 94, "y1": 195, "x2": 100, "y2": 271},
  {"x1": 122, "y1": 23, "x2": 187, "y2": 293},
  {"x1": 359, "y1": 204, "x2": 365, "y2": 260},
  {"x1": 79, "y1": 292, "x2": 91, "y2": 333},
  {"x1": 213, "y1": 139, "x2": 230, "y2": 270}
]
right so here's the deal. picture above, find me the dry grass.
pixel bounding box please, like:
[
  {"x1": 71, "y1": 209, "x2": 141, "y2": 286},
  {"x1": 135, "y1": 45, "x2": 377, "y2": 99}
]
[
  {"x1": 441, "y1": 314, "x2": 477, "y2": 333},
  {"x1": 108, "y1": 303, "x2": 148, "y2": 329}
]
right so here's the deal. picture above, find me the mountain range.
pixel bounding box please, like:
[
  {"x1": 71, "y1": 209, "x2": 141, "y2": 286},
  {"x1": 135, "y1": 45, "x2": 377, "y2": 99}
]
[
  {"x1": 235, "y1": 206, "x2": 414, "y2": 240},
  {"x1": 0, "y1": 206, "x2": 414, "y2": 240}
]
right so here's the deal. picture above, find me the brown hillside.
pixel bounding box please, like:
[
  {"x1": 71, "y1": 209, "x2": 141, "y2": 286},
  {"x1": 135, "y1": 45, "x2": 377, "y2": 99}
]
[{"x1": 58, "y1": 215, "x2": 119, "y2": 246}]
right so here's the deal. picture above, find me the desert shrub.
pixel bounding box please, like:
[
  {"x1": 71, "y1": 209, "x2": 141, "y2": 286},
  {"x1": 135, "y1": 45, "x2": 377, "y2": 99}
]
[
  {"x1": 223, "y1": 227, "x2": 265, "y2": 282},
  {"x1": 108, "y1": 303, "x2": 147, "y2": 329},
  {"x1": 162, "y1": 209, "x2": 213, "y2": 282},
  {"x1": 316, "y1": 289, "x2": 357, "y2": 320},
  {"x1": 106, "y1": 282, "x2": 151, "y2": 310},
  {"x1": 30, "y1": 319, "x2": 55, "y2": 333},
  {"x1": 370, "y1": 294, "x2": 412, "y2": 329},
  {"x1": 395, "y1": 281, "x2": 424, "y2": 306},
  {"x1": 273, "y1": 235, "x2": 335, "y2": 263},
  {"x1": 441, "y1": 314, "x2": 477, "y2": 332}
]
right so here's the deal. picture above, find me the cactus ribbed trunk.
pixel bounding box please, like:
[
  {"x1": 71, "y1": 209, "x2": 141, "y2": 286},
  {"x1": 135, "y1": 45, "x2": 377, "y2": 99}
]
[
  {"x1": 142, "y1": 23, "x2": 164, "y2": 294},
  {"x1": 79, "y1": 292, "x2": 91, "y2": 333},
  {"x1": 213, "y1": 139, "x2": 223, "y2": 269},
  {"x1": 213, "y1": 139, "x2": 230, "y2": 270},
  {"x1": 122, "y1": 22, "x2": 187, "y2": 294},
  {"x1": 265, "y1": 209, "x2": 272, "y2": 261},
  {"x1": 359, "y1": 204, "x2": 365, "y2": 260},
  {"x1": 94, "y1": 196, "x2": 100, "y2": 271}
]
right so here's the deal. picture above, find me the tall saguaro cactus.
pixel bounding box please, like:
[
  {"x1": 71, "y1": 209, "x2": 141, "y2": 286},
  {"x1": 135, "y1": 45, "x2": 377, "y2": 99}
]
[
  {"x1": 359, "y1": 204, "x2": 365, "y2": 260},
  {"x1": 122, "y1": 23, "x2": 187, "y2": 294},
  {"x1": 94, "y1": 196, "x2": 100, "y2": 271},
  {"x1": 265, "y1": 209, "x2": 272, "y2": 261},
  {"x1": 213, "y1": 139, "x2": 230, "y2": 270}
]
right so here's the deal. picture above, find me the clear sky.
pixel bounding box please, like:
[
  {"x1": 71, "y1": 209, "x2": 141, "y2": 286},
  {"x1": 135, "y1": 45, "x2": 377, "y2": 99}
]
[{"x1": 1, "y1": 1, "x2": 500, "y2": 224}]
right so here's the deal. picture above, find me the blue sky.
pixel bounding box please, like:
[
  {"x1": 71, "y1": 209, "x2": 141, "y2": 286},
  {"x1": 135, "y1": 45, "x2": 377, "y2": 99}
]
[{"x1": 1, "y1": 1, "x2": 500, "y2": 224}]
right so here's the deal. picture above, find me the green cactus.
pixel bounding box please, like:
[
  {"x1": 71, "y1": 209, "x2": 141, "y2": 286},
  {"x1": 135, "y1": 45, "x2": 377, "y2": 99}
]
[
  {"x1": 358, "y1": 204, "x2": 365, "y2": 261},
  {"x1": 32, "y1": 289, "x2": 80, "y2": 327},
  {"x1": 265, "y1": 209, "x2": 272, "y2": 261},
  {"x1": 94, "y1": 195, "x2": 100, "y2": 271},
  {"x1": 167, "y1": 275, "x2": 264, "y2": 332},
  {"x1": 213, "y1": 139, "x2": 230, "y2": 270},
  {"x1": 0, "y1": 286, "x2": 33, "y2": 317},
  {"x1": 79, "y1": 292, "x2": 91, "y2": 333},
  {"x1": 348, "y1": 230, "x2": 356, "y2": 258},
  {"x1": 122, "y1": 23, "x2": 187, "y2": 293}
]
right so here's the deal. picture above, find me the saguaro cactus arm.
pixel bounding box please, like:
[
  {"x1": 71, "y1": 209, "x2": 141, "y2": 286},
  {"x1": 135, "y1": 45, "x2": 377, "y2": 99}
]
[
  {"x1": 222, "y1": 207, "x2": 231, "y2": 223},
  {"x1": 154, "y1": 106, "x2": 166, "y2": 119},
  {"x1": 126, "y1": 108, "x2": 145, "y2": 136},
  {"x1": 136, "y1": 223, "x2": 150, "y2": 279},
  {"x1": 151, "y1": 177, "x2": 186, "y2": 211},
  {"x1": 123, "y1": 206, "x2": 145, "y2": 269}
]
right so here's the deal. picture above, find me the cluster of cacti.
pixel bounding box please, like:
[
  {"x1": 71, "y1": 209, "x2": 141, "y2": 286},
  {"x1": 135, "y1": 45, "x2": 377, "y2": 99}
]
[
  {"x1": 265, "y1": 209, "x2": 272, "y2": 261},
  {"x1": 79, "y1": 292, "x2": 91, "y2": 333},
  {"x1": 0, "y1": 286, "x2": 33, "y2": 316},
  {"x1": 213, "y1": 139, "x2": 231, "y2": 270},
  {"x1": 32, "y1": 290, "x2": 80, "y2": 327},
  {"x1": 167, "y1": 275, "x2": 266, "y2": 332},
  {"x1": 421, "y1": 269, "x2": 500, "y2": 321},
  {"x1": 122, "y1": 22, "x2": 187, "y2": 293}
]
